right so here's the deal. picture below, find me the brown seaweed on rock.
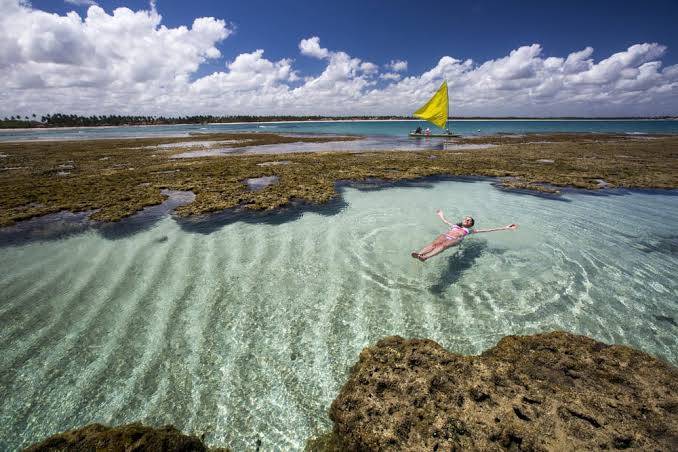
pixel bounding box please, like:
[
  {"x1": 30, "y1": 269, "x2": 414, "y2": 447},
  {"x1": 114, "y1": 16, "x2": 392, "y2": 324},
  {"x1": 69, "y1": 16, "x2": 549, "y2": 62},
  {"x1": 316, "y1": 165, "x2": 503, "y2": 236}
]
[
  {"x1": 24, "y1": 422, "x2": 230, "y2": 452},
  {"x1": 2, "y1": 133, "x2": 677, "y2": 227},
  {"x1": 328, "y1": 332, "x2": 678, "y2": 451}
]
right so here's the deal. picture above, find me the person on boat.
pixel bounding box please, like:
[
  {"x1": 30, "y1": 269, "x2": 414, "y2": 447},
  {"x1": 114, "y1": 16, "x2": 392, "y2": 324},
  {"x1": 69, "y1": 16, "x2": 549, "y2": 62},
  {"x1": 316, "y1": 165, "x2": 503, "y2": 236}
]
[
  {"x1": 415, "y1": 126, "x2": 422, "y2": 134},
  {"x1": 425, "y1": 127, "x2": 431, "y2": 136},
  {"x1": 411, "y1": 209, "x2": 518, "y2": 262}
]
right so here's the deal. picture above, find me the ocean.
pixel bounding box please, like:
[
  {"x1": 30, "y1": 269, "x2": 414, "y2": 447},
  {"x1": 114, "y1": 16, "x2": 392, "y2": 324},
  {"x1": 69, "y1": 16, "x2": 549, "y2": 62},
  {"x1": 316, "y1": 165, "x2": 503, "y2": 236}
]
[{"x1": 1, "y1": 119, "x2": 677, "y2": 142}]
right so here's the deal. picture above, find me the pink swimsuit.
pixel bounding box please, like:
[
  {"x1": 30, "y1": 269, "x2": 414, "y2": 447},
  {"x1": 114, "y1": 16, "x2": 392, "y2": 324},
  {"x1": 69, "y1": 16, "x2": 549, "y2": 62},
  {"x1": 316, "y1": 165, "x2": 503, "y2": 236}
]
[{"x1": 444, "y1": 225, "x2": 472, "y2": 241}]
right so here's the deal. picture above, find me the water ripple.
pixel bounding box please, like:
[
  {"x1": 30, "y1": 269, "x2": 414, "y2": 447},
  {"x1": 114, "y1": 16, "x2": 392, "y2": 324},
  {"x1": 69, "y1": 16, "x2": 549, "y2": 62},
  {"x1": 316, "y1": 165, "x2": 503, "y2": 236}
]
[{"x1": 1, "y1": 181, "x2": 677, "y2": 450}]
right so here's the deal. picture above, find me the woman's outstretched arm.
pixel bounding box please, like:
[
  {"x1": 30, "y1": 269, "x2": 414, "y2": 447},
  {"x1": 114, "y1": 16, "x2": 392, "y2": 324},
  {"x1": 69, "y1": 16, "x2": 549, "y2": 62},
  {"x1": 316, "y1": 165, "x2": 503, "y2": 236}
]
[
  {"x1": 473, "y1": 224, "x2": 518, "y2": 234},
  {"x1": 435, "y1": 209, "x2": 455, "y2": 228}
]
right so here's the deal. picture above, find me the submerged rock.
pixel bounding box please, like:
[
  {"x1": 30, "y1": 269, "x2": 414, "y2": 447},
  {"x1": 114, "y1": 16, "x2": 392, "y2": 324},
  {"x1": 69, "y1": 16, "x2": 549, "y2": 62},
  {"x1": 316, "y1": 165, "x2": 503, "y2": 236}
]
[
  {"x1": 24, "y1": 422, "x2": 228, "y2": 452},
  {"x1": 329, "y1": 332, "x2": 678, "y2": 451}
]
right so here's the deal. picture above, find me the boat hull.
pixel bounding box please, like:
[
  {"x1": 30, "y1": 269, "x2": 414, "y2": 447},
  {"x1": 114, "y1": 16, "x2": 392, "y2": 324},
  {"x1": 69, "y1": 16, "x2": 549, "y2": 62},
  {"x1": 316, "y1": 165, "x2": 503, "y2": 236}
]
[{"x1": 409, "y1": 133, "x2": 460, "y2": 138}]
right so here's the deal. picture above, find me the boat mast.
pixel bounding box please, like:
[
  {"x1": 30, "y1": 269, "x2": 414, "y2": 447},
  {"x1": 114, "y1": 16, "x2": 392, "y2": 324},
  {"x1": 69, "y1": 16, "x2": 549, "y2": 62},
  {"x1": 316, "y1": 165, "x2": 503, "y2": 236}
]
[{"x1": 446, "y1": 80, "x2": 450, "y2": 133}]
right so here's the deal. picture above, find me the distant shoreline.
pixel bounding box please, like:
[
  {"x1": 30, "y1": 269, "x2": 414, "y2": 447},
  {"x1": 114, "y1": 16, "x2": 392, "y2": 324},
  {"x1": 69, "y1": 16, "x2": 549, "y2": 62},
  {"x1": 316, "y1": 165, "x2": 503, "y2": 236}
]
[{"x1": 1, "y1": 117, "x2": 677, "y2": 133}]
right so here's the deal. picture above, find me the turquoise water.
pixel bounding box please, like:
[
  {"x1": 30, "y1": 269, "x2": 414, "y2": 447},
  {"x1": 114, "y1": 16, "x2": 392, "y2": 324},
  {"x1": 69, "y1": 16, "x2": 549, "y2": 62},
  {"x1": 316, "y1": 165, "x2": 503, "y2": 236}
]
[
  {"x1": 1, "y1": 119, "x2": 678, "y2": 141},
  {"x1": 1, "y1": 180, "x2": 677, "y2": 450}
]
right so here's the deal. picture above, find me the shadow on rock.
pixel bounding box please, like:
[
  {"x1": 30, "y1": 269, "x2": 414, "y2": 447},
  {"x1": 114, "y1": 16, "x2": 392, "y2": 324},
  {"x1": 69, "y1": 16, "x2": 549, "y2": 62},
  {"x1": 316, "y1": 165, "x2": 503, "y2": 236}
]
[
  {"x1": 491, "y1": 181, "x2": 572, "y2": 202},
  {"x1": 572, "y1": 187, "x2": 678, "y2": 198},
  {"x1": 177, "y1": 195, "x2": 349, "y2": 235},
  {"x1": 96, "y1": 190, "x2": 195, "y2": 240},
  {"x1": 0, "y1": 190, "x2": 195, "y2": 247},
  {"x1": 0, "y1": 210, "x2": 94, "y2": 247},
  {"x1": 341, "y1": 175, "x2": 490, "y2": 193}
]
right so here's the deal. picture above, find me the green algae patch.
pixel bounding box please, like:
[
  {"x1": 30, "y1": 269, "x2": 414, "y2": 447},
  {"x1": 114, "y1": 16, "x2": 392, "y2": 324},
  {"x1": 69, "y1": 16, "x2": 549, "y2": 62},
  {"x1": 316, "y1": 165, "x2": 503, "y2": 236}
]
[{"x1": 1, "y1": 133, "x2": 677, "y2": 226}]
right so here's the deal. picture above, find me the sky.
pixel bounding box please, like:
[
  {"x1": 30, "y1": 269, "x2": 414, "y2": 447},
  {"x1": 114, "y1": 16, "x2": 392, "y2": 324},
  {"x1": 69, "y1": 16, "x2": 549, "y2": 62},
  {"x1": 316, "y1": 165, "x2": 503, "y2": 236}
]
[{"x1": 1, "y1": 0, "x2": 677, "y2": 117}]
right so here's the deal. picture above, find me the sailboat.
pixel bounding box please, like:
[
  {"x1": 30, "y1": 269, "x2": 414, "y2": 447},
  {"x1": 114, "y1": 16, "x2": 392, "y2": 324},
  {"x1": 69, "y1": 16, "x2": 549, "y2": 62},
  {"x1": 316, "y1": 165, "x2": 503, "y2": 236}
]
[{"x1": 409, "y1": 80, "x2": 459, "y2": 137}]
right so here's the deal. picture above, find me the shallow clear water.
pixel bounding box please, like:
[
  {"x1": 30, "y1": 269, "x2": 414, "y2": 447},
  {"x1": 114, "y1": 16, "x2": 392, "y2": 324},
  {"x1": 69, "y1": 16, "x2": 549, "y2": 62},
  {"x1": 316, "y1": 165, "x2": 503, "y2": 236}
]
[
  {"x1": 1, "y1": 180, "x2": 677, "y2": 450},
  {"x1": 2, "y1": 119, "x2": 678, "y2": 141},
  {"x1": 171, "y1": 136, "x2": 495, "y2": 157}
]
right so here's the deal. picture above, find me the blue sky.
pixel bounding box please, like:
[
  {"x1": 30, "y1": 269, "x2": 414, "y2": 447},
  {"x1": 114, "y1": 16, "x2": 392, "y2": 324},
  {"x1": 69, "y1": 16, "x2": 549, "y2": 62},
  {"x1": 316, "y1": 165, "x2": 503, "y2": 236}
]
[
  {"x1": 37, "y1": 0, "x2": 678, "y2": 76},
  {"x1": 2, "y1": 0, "x2": 678, "y2": 116}
]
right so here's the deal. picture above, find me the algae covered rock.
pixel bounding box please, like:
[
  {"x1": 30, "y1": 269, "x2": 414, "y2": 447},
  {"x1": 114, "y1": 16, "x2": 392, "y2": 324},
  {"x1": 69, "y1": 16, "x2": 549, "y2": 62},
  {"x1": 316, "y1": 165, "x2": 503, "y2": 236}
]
[
  {"x1": 329, "y1": 332, "x2": 678, "y2": 451},
  {"x1": 24, "y1": 422, "x2": 224, "y2": 452}
]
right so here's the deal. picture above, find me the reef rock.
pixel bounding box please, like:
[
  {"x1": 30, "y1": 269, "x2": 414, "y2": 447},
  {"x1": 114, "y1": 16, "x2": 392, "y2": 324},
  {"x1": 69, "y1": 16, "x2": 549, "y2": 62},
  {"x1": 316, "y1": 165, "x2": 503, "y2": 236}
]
[
  {"x1": 329, "y1": 332, "x2": 678, "y2": 451},
  {"x1": 24, "y1": 422, "x2": 224, "y2": 452}
]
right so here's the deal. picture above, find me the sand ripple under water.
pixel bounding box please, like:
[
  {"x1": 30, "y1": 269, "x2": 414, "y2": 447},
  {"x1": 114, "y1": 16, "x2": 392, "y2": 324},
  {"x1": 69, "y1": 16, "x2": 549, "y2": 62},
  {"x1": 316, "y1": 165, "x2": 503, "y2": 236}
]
[{"x1": 0, "y1": 180, "x2": 676, "y2": 450}]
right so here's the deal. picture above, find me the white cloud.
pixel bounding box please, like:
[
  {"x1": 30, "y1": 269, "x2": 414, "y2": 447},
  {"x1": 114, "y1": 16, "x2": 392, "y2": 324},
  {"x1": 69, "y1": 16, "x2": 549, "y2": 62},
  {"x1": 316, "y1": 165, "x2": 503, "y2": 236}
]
[
  {"x1": 563, "y1": 47, "x2": 593, "y2": 74},
  {"x1": 387, "y1": 59, "x2": 408, "y2": 72},
  {"x1": 191, "y1": 50, "x2": 294, "y2": 94},
  {"x1": 0, "y1": 0, "x2": 231, "y2": 90},
  {"x1": 1, "y1": 0, "x2": 677, "y2": 117},
  {"x1": 570, "y1": 43, "x2": 666, "y2": 85},
  {"x1": 360, "y1": 62, "x2": 379, "y2": 75},
  {"x1": 299, "y1": 36, "x2": 328, "y2": 59},
  {"x1": 481, "y1": 44, "x2": 543, "y2": 80},
  {"x1": 380, "y1": 72, "x2": 401, "y2": 81},
  {"x1": 65, "y1": 0, "x2": 98, "y2": 5}
]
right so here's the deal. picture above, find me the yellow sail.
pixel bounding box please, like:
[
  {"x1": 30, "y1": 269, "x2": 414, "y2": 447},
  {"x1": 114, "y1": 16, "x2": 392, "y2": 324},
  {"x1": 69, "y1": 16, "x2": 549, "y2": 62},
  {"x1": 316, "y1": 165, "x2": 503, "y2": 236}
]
[{"x1": 413, "y1": 81, "x2": 448, "y2": 129}]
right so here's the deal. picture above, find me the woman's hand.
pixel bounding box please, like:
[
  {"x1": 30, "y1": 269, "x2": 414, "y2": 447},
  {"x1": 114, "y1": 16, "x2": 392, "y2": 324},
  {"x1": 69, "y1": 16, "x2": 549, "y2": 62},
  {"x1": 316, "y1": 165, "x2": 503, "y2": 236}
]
[{"x1": 506, "y1": 224, "x2": 518, "y2": 230}]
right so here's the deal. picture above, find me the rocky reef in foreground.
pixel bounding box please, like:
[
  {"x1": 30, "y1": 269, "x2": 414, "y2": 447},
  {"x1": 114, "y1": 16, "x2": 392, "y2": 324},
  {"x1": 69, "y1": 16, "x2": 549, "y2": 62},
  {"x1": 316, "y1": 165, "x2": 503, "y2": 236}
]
[
  {"x1": 328, "y1": 331, "x2": 678, "y2": 451},
  {"x1": 24, "y1": 423, "x2": 229, "y2": 452},
  {"x1": 24, "y1": 332, "x2": 677, "y2": 451}
]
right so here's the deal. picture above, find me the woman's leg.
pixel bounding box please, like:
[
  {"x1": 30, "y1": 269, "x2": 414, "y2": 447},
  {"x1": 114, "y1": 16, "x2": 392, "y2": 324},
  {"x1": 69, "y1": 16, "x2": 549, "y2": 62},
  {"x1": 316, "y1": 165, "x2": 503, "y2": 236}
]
[
  {"x1": 415, "y1": 242, "x2": 437, "y2": 256},
  {"x1": 419, "y1": 245, "x2": 447, "y2": 261},
  {"x1": 413, "y1": 235, "x2": 446, "y2": 257},
  {"x1": 420, "y1": 240, "x2": 459, "y2": 261}
]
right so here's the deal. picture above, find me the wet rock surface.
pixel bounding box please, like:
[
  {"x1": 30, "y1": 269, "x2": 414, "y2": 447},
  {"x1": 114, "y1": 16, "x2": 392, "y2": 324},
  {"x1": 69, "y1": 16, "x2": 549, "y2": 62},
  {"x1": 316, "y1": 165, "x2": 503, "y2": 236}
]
[
  {"x1": 329, "y1": 332, "x2": 678, "y2": 451},
  {"x1": 24, "y1": 422, "x2": 228, "y2": 452}
]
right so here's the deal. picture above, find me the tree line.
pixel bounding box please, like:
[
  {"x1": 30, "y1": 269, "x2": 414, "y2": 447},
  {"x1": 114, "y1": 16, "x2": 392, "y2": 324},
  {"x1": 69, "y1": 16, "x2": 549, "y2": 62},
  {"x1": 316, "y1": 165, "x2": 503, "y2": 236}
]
[
  {"x1": 0, "y1": 113, "x2": 412, "y2": 129},
  {"x1": 1, "y1": 113, "x2": 676, "y2": 129}
]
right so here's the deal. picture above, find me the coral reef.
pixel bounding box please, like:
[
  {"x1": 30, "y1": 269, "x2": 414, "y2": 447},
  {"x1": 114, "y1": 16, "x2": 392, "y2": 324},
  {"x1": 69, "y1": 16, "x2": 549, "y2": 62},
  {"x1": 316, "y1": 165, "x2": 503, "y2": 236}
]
[
  {"x1": 2, "y1": 133, "x2": 677, "y2": 226},
  {"x1": 329, "y1": 332, "x2": 678, "y2": 451},
  {"x1": 24, "y1": 422, "x2": 230, "y2": 452}
]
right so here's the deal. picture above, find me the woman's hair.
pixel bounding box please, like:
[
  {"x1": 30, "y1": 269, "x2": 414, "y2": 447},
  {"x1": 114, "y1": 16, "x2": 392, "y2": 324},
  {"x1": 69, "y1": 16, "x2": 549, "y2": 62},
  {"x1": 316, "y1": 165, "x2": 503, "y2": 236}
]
[{"x1": 457, "y1": 217, "x2": 475, "y2": 227}]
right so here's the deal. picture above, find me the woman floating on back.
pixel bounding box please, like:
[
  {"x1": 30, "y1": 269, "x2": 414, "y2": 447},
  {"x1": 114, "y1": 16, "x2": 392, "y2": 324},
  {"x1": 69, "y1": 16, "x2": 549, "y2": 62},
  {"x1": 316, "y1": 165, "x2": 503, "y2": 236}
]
[{"x1": 411, "y1": 209, "x2": 518, "y2": 262}]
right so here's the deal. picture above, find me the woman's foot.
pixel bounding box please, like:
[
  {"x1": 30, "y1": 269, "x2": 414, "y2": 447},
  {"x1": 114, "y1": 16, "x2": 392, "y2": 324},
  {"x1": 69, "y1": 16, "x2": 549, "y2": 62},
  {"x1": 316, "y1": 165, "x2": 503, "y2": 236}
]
[{"x1": 412, "y1": 251, "x2": 427, "y2": 262}]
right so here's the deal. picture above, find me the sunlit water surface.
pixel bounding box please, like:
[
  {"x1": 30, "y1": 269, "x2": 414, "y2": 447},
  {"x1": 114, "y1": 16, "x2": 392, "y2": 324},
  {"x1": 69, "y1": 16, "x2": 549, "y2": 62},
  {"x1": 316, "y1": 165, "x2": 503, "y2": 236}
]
[
  {"x1": 2, "y1": 119, "x2": 678, "y2": 141},
  {"x1": 1, "y1": 180, "x2": 677, "y2": 450}
]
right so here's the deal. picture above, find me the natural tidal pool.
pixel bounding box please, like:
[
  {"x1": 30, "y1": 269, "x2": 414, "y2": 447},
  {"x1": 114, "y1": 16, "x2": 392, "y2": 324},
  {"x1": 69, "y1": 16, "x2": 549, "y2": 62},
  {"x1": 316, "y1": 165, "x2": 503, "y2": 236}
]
[{"x1": 1, "y1": 180, "x2": 677, "y2": 450}]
